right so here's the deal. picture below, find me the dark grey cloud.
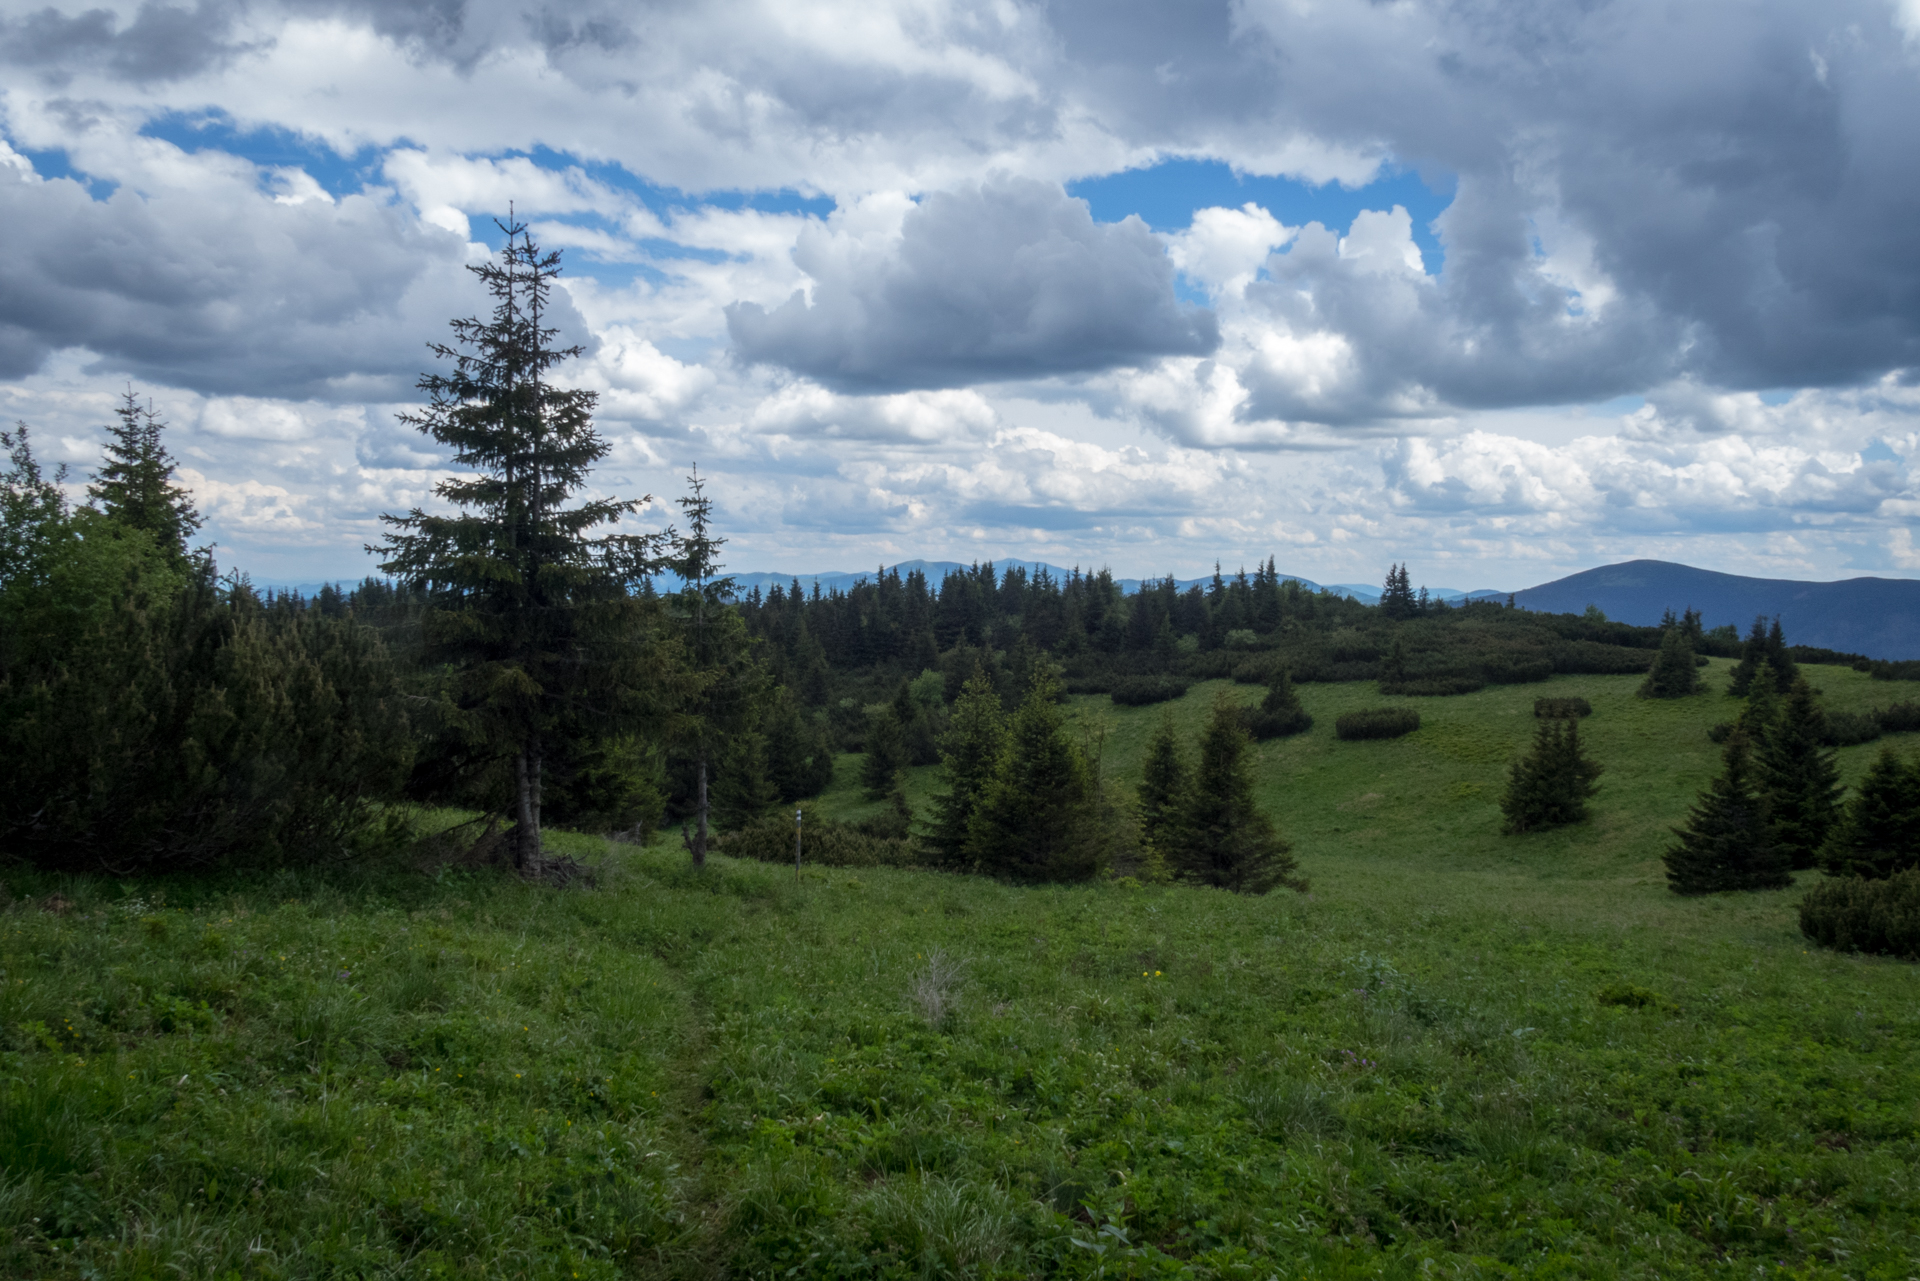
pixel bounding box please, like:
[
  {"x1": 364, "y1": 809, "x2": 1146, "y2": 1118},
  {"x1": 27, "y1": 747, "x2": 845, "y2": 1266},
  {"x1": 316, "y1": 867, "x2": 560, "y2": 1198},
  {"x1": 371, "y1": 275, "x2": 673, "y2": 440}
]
[
  {"x1": 726, "y1": 178, "x2": 1217, "y2": 391},
  {"x1": 0, "y1": 160, "x2": 591, "y2": 401},
  {"x1": 0, "y1": 3, "x2": 255, "y2": 84}
]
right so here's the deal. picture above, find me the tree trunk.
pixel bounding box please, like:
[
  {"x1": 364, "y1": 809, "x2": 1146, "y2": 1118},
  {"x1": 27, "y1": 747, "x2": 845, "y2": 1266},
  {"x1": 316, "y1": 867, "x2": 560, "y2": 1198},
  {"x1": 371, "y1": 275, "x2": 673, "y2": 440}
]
[
  {"x1": 514, "y1": 740, "x2": 543, "y2": 871},
  {"x1": 692, "y1": 753, "x2": 709, "y2": 867}
]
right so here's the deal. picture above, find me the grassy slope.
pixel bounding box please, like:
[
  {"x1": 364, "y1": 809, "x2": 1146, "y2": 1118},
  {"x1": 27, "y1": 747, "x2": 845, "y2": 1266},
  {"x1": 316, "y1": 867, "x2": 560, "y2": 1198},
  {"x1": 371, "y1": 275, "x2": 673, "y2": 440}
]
[{"x1": 2, "y1": 663, "x2": 1917, "y2": 1278}]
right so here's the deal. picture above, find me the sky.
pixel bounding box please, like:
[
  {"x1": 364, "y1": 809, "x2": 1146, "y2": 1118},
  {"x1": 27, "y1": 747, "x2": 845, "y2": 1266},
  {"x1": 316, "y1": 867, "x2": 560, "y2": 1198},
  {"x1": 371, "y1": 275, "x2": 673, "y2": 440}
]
[{"x1": 3, "y1": 0, "x2": 1920, "y2": 591}]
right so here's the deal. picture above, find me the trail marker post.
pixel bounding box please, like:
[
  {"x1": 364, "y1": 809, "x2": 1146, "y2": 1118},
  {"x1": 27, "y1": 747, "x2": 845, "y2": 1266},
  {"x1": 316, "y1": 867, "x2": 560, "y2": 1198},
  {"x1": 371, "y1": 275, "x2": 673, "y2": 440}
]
[{"x1": 794, "y1": 807, "x2": 802, "y2": 880}]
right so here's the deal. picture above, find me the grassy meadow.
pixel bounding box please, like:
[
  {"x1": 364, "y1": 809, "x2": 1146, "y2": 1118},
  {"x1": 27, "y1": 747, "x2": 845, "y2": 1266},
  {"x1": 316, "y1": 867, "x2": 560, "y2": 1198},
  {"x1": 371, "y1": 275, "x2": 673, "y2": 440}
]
[{"x1": 4, "y1": 659, "x2": 1919, "y2": 1278}]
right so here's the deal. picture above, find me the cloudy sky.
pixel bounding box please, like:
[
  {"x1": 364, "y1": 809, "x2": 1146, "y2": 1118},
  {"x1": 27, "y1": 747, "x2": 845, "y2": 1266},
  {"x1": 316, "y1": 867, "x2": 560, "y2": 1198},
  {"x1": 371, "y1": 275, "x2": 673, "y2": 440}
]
[{"x1": 4, "y1": 0, "x2": 1920, "y2": 589}]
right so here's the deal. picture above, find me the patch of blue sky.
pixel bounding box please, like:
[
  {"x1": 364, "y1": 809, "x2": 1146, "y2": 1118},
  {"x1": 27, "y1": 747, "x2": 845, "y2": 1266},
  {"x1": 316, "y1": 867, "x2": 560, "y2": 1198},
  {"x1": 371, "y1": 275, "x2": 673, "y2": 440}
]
[
  {"x1": 137, "y1": 111, "x2": 382, "y2": 198},
  {"x1": 1757, "y1": 389, "x2": 1795, "y2": 406},
  {"x1": 10, "y1": 142, "x2": 117, "y2": 199},
  {"x1": 1591, "y1": 394, "x2": 1646, "y2": 415},
  {"x1": 519, "y1": 145, "x2": 834, "y2": 221},
  {"x1": 1069, "y1": 157, "x2": 1453, "y2": 275},
  {"x1": 1861, "y1": 439, "x2": 1903, "y2": 465}
]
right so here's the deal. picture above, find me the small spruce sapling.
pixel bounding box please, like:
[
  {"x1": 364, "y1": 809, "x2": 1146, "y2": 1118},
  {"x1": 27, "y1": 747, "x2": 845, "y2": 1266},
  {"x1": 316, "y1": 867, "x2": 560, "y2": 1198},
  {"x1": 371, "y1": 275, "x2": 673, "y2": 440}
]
[
  {"x1": 1500, "y1": 715, "x2": 1602, "y2": 834},
  {"x1": 1757, "y1": 676, "x2": 1843, "y2": 870},
  {"x1": 1820, "y1": 746, "x2": 1920, "y2": 880},
  {"x1": 1173, "y1": 692, "x2": 1306, "y2": 894},
  {"x1": 1638, "y1": 627, "x2": 1702, "y2": 698}
]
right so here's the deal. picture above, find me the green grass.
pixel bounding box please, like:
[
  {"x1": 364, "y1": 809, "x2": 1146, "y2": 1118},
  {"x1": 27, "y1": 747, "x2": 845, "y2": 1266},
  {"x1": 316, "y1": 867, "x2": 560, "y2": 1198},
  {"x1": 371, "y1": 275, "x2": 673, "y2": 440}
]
[{"x1": 3, "y1": 665, "x2": 1918, "y2": 1278}]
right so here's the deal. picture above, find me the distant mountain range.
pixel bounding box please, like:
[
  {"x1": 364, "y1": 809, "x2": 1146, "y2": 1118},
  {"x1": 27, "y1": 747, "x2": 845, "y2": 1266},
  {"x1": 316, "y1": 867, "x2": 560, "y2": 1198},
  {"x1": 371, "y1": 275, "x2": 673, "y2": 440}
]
[
  {"x1": 1513, "y1": 560, "x2": 1920, "y2": 659},
  {"x1": 259, "y1": 556, "x2": 1920, "y2": 659}
]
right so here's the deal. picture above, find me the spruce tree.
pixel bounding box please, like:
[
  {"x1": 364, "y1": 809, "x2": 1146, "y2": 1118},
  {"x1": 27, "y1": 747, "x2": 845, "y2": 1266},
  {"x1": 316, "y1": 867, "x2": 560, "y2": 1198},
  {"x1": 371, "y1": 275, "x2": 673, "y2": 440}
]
[
  {"x1": 964, "y1": 667, "x2": 1099, "y2": 882},
  {"x1": 1137, "y1": 708, "x2": 1191, "y2": 851},
  {"x1": 861, "y1": 701, "x2": 908, "y2": 800},
  {"x1": 376, "y1": 219, "x2": 656, "y2": 871},
  {"x1": 1379, "y1": 563, "x2": 1417, "y2": 619},
  {"x1": 924, "y1": 664, "x2": 1007, "y2": 869},
  {"x1": 1243, "y1": 667, "x2": 1313, "y2": 739},
  {"x1": 1638, "y1": 627, "x2": 1701, "y2": 698},
  {"x1": 1821, "y1": 746, "x2": 1920, "y2": 880},
  {"x1": 1, "y1": 423, "x2": 69, "y2": 589},
  {"x1": 1173, "y1": 692, "x2": 1305, "y2": 893},
  {"x1": 1726, "y1": 616, "x2": 1769, "y2": 696},
  {"x1": 1757, "y1": 676, "x2": 1843, "y2": 870},
  {"x1": 1500, "y1": 716, "x2": 1603, "y2": 834},
  {"x1": 1765, "y1": 616, "x2": 1797, "y2": 688},
  {"x1": 1734, "y1": 665, "x2": 1781, "y2": 741},
  {"x1": 88, "y1": 390, "x2": 202, "y2": 563},
  {"x1": 764, "y1": 686, "x2": 833, "y2": 803},
  {"x1": 1663, "y1": 731, "x2": 1791, "y2": 894}
]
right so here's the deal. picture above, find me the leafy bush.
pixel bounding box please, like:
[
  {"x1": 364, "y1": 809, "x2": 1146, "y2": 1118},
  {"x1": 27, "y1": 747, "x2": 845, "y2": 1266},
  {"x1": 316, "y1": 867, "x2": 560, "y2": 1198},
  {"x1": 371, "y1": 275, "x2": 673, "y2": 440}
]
[
  {"x1": 1534, "y1": 697, "x2": 1592, "y2": 719},
  {"x1": 1379, "y1": 675, "x2": 1486, "y2": 697},
  {"x1": 1707, "y1": 722, "x2": 1733, "y2": 744},
  {"x1": 1799, "y1": 870, "x2": 1920, "y2": 959},
  {"x1": 1336, "y1": 708, "x2": 1421, "y2": 740},
  {"x1": 1822, "y1": 710, "x2": 1882, "y2": 747},
  {"x1": 1877, "y1": 701, "x2": 1920, "y2": 734},
  {"x1": 713, "y1": 813, "x2": 917, "y2": 869},
  {"x1": 1110, "y1": 675, "x2": 1190, "y2": 706}
]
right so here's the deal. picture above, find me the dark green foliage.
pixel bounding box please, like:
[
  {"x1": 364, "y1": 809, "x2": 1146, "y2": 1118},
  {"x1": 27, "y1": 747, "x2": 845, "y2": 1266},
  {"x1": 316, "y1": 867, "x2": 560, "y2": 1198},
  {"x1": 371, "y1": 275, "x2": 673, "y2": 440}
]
[
  {"x1": 1109, "y1": 674, "x2": 1190, "y2": 706},
  {"x1": 1820, "y1": 746, "x2": 1920, "y2": 880},
  {"x1": 1241, "y1": 668, "x2": 1313, "y2": 739},
  {"x1": 1501, "y1": 717, "x2": 1602, "y2": 835},
  {"x1": 1798, "y1": 869, "x2": 1920, "y2": 958},
  {"x1": 1379, "y1": 562, "x2": 1416, "y2": 619},
  {"x1": 374, "y1": 222, "x2": 656, "y2": 870},
  {"x1": 1480, "y1": 654, "x2": 1553, "y2": 684},
  {"x1": 1168, "y1": 694, "x2": 1305, "y2": 894},
  {"x1": 1335, "y1": 707, "x2": 1420, "y2": 740},
  {"x1": 2, "y1": 424, "x2": 71, "y2": 589},
  {"x1": 714, "y1": 812, "x2": 916, "y2": 869},
  {"x1": 86, "y1": 391, "x2": 203, "y2": 564},
  {"x1": 964, "y1": 668, "x2": 1099, "y2": 882},
  {"x1": 1662, "y1": 732, "x2": 1790, "y2": 894},
  {"x1": 1638, "y1": 628, "x2": 1702, "y2": 698},
  {"x1": 1534, "y1": 696, "x2": 1592, "y2": 718},
  {"x1": 1756, "y1": 677, "x2": 1843, "y2": 871},
  {"x1": 0, "y1": 575, "x2": 412, "y2": 870},
  {"x1": 922, "y1": 665, "x2": 1008, "y2": 869},
  {"x1": 1137, "y1": 710, "x2": 1190, "y2": 853},
  {"x1": 1727, "y1": 616, "x2": 1795, "y2": 697},
  {"x1": 1378, "y1": 673, "x2": 1485, "y2": 696},
  {"x1": 860, "y1": 702, "x2": 908, "y2": 800},
  {"x1": 763, "y1": 687, "x2": 834, "y2": 803},
  {"x1": 1876, "y1": 700, "x2": 1920, "y2": 733},
  {"x1": 1822, "y1": 710, "x2": 1883, "y2": 747},
  {"x1": 1551, "y1": 641, "x2": 1655, "y2": 675},
  {"x1": 1707, "y1": 721, "x2": 1733, "y2": 744}
]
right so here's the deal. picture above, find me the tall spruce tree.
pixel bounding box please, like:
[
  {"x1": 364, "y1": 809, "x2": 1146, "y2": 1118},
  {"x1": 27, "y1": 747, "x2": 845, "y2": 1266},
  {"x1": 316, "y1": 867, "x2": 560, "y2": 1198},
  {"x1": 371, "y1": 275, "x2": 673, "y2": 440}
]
[
  {"x1": 1765, "y1": 617, "x2": 1797, "y2": 688},
  {"x1": 1821, "y1": 746, "x2": 1920, "y2": 880},
  {"x1": 376, "y1": 219, "x2": 655, "y2": 871},
  {"x1": 764, "y1": 686, "x2": 833, "y2": 803},
  {"x1": 1638, "y1": 626, "x2": 1702, "y2": 698},
  {"x1": 1663, "y1": 730, "x2": 1791, "y2": 894},
  {"x1": 1379, "y1": 563, "x2": 1417, "y2": 619},
  {"x1": 964, "y1": 667, "x2": 1099, "y2": 882},
  {"x1": 666, "y1": 467, "x2": 762, "y2": 866},
  {"x1": 1757, "y1": 676, "x2": 1843, "y2": 870},
  {"x1": 1500, "y1": 716, "x2": 1603, "y2": 834},
  {"x1": 861, "y1": 701, "x2": 909, "y2": 800},
  {"x1": 1137, "y1": 709, "x2": 1191, "y2": 851},
  {"x1": 88, "y1": 390, "x2": 202, "y2": 563},
  {"x1": 924, "y1": 664, "x2": 1007, "y2": 869},
  {"x1": 1172, "y1": 693, "x2": 1305, "y2": 893}
]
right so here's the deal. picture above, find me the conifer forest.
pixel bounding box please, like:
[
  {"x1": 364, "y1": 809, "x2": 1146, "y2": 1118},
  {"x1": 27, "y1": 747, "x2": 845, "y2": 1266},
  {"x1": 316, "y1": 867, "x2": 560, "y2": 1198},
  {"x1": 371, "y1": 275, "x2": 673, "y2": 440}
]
[{"x1": 3, "y1": 233, "x2": 1919, "y2": 1278}]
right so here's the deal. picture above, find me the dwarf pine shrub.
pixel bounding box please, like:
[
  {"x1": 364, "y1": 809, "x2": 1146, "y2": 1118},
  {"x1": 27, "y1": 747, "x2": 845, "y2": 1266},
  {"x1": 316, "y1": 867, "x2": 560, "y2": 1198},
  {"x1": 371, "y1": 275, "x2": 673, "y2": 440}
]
[
  {"x1": 1799, "y1": 869, "x2": 1920, "y2": 958},
  {"x1": 1336, "y1": 708, "x2": 1421, "y2": 740},
  {"x1": 1110, "y1": 674, "x2": 1190, "y2": 707},
  {"x1": 1534, "y1": 697, "x2": 1592, "y2": 719}
]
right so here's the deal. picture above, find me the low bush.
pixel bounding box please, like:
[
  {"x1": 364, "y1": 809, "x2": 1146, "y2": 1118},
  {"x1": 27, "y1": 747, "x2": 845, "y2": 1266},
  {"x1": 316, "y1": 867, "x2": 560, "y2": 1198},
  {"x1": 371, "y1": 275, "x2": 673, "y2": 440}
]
[
  {"x1": 1799, "y1": 870, "x2": 1920, "y2": 959},
  {"x1": 1877, "y1": 701, "x2": 1920, "y2": 733},
  {"x1": 1535, "y1": 697, "x2": 1592, "y2": 719},
  {"x1": 1552, "y1": 641, "x2": 1656, "y2": 675},
  {"x1": 712, "y1": 814, "x2": 917, "y2": 869},
  {"x1": 1110, "y1": 674, "x2": 1191, "y2": 706},
  {"x1": 1482, "y1": 655, "x2": 1553, "y2": 684},
  {"x1": 1707, "y1": 722, "x2": 1734, "y2": 744},
  {"x1": 1336, "y1": 708, "x2": 1421, "y2": 740},
  {"x1": 1379, "y1": 675, "x2": 1486, "y2": 697},
  {"x1": 1823, "y1": 710, "x2": 1883, "y2": 747}
]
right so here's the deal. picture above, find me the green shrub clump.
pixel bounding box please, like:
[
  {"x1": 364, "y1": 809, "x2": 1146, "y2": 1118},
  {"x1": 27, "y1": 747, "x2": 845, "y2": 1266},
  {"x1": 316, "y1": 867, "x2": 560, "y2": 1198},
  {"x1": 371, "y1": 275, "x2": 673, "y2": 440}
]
[
  {"x1": 1877, "y1": 700, "x2": 1920, "y2": 733},
  {"x1": 1110, "y1": 674, "x2": 1191, "y2": 707},
  {"x1": 1378, "y1": 674, "x2": 1486, "y2": 697},
  {"x1": 1823, "y1": 709, "x2": 1883, "y2": 747},
  {"x1": 1799, "y1": 869, "x2": 1920, "y2": 958},
  {"x1": 1534, "y1": 696, "x2": 1592, "y2": 719},
  {"x1": 1240, "y1": 669, "x2": 1312, "y2": 740},
  {"x1": 1335, "y1": 708, "x2": 1421, "y2": 740}
]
